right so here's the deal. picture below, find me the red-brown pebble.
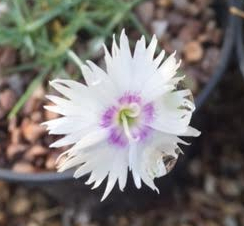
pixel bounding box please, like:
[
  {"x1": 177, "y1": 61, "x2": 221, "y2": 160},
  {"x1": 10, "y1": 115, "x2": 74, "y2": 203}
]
[
  {"x1": 21, "y1": 118, "x2": 45, "y2": 143},
  {"x1": 183, "y1": 41, "x2": 203, "y2": 63},
  {"x1": 12, "y1": 162, "x2": 36, "y2": 173}
]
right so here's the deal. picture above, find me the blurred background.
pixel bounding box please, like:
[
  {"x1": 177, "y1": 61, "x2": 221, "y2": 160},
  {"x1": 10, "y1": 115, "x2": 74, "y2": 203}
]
[{"x1": 0, "y1": 0, "x2": 244, "y2": 225}]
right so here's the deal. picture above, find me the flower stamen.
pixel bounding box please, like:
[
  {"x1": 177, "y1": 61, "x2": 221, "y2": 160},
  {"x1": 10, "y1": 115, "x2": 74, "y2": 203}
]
[
  {"x1": 121, "y1": 113, "x2": 139, "y2": 141},
  {"x1": 120, "y1": 103, "x2": 141, "y2": 142}
]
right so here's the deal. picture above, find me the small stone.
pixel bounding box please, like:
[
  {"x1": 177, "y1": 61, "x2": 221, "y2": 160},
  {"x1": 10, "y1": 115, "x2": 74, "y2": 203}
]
[
  {"x1": 23, "y1": 97, "x2": 38, "y2": 115},
  {"x1": 45, "y1": 153, "x2": 58, "y2": 170},
  {"x1": 151, "y1": 20, "x2": 168, "y2": 39},
  {"x1": 34, "y1": 157, "x2": 45, "y2": 168},
  {"x1": 170, "y1": 39, "x2": 184, "y2": 53},
  {"x1": 183, "y1": 41, "x2": 203, "y2": 63},
  {"x1": 21, "y1": 118, "x2": 45, "y2": 143},
  {"x1": 0, "y1": 181, "x2": 9, "y2": 203},
  {"x1": 6, "y1": 144, "x2": 27, "y2": 160},
  {"x1": 239, "y1": 215, "x2": 244, "y2": 226},
  {"x1": 167, "y1": 13, "x2": 184, "y2": 29},
  {"x1": 0, "y1": 89, "x2": 17, "y2": 112},
  {"x1": 0, "y1": 107, "x2": 5, "y2": 119},
  {"x1": 0, "y1": 211, "x2": 7, "y2": 226},
  {"x1": 188, "y1": 158, "x2": 202, "y2": 177},
  {"x1": 10, "y1": 128, "x2": 21, "y2": 144},
  {"x1": 206, "y1": 20, "x2": 217, "y2": 32},
  {"x1": 201, "y1": 28, "x2": 222, "y2": 45},
  {"x1": 211, "y1": 28, "x2": 223, "y2": 45},
  {"x1": 161, "y1": 42, "x2": 174, "y2": 53},
  {"x1": 197, "y1": 34, "x2": 209, "y2": 43},
  {"x1": 157, "y1": 0, "x2": 172, "y2": 8},
  {"x1": 179, "y1": 25, "x2": 200, "y2": 42},
  {"x1": 187, "y1": 3, "x2": 201, "y2": 16},
  {"x1": 0, "y1": 47, "x2": 16, "y2": 68},
  {"x1": 135, "y1": 1, "x2": 154, "y2": 26},
  {"x1": 8, "y1": 116, "x2": 17, "y2": 131},
  {"x1": 187, "y1": 20, "x2": 203, "y2": 37},
  {"x1": 219, "y1": 179, "x2": 241, "y2": 198},
  {"x1": 12, "y1": 162, "x2": 36, "y2": 173},
  {"x1": 172, "y1": 0, "x2": 188, "y2": 11},
  {"x1": 8, "y1": 195, "x2": 32, "y2": 215},
  {"x1": 65, "y1": 62, "x2": 79, "y2": 75},
  {"x1": 45, "y1": 221, "x2": 62, "y2": 226},
  {"x1": 26, "y1": 221, "x2": 39, "y2": 226},
  {"x1": 30, "y1": 111, "x2": 43, "y2": 123},
  {"x1": 24, "y1": 145, "x2": 47, "y2": 161},
  {"x1": 222, "y1": 203, "x2": 244, "y2": 215},
  {"x1": 118, "y1": 216, "x2": 129, "y2": 226},
  {"x1": 196, "y1": 0, "x2": 213, "y2": 9},
  {"x1": 201, "y1": 47, "x2": 220, "y2": 72},
  {"x1": 202, "y1": 8, "x2": 215, "y2": 22},
  {"x1": 154, "y1": 8, "x2": 166, "y2": 20},
  {"x1": 0, "y1": 76, "x2": 8, "y2": 88},
  {"x1": 205, "y1": 221, "x2": 220, "y2": 226},
  {"x1": 32, "y1": 85, "x2": 45, "y2": 99},
  {"x1": 22, "y1": 86, "x2": 44, "y2": 115},
  {"x1": 223, "y1": 216, "x2": 238, "y2": 226},
  {"x1": 31, "y1": 192, "x2": 49, "y2": 209},
  {"x1": 204, "y1": 174, "x2": 216, "y2": 195},
  {"x1": 8, "y1": 74, "x2": 25, "y2": 96}
]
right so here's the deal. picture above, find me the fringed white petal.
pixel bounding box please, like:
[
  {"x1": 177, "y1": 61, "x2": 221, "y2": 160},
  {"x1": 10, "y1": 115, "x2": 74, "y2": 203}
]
[
  {"x1": 81, "y1": 60, "x2": 108, "y2": 86},
  {"x1": 178, "y1": 126, "x2": 201, "y2": 137},
  {"x1": 42, "y1": 116, "x2": 94, "y2": 135},
  {"x1": 131, "y1": 35, "x2": 160, "y2": 92},
  {"x1": 50, "y1": 132, "x2": 84, "y2": 148},
  {"x1": 49, "y1": 126, "x2": 105, "y2": 149},
  {"x1": 133, "y1": 36, "x2": 146, "y2": 60},
  {"x1": 144, "y1": 89, "x2": 197, "y2": 135},
  {"x1": 141, "y1": 52, "x2": 181, "y2": 102},
  {"x1": 157, "y1": 51, "x2": 180, "y2": 82},
  {"x1": 119, "y1": 29, "x2": 132, "y2": 59},
  {"x1": 104, "y1": 31, "x2": 133, "y2": 94},
  {"x1": 49, "y1": 80, "x2": 87, "y2": 102},
  {"x1": 146, "y1": 34, "x2": 157, "y2": 60},
  {"x1": 129, "y1": 142, "x2": 142, "y2": 189},
  {"x1": 101, "y1": 150, "x2": 128, "y2": 201},
  {"x1": 153, "y1": 50, "x2": 165, "y2": 68},
  {"x1": 45, "y1": 95, "x2": 99, "y2": 117},
  {"x1": 50, "y1": 79, "x2": 87, "y2": 94},
  {"x1": 58, "y1": 141, "x2": 128, "y2": 201},
  {"x1": 63, "y1": 128, "x2": 108, "y2": 155}
]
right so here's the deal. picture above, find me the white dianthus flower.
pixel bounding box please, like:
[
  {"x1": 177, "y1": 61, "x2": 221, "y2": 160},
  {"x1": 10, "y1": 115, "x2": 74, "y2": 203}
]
[{"x1": 43, "y1": 30, "x2": 200, "y2": 201}]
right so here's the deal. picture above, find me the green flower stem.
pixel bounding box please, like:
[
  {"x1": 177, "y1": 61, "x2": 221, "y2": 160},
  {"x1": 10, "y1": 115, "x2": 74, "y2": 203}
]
[{"x1": 67, "y1": 50, "x2": 84, "y2": 73}]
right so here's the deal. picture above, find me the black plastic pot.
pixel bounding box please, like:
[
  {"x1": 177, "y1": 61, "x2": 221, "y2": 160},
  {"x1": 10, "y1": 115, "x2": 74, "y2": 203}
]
[{"x1": 0, "y1": 0, "x2": 238, "y2": 214}]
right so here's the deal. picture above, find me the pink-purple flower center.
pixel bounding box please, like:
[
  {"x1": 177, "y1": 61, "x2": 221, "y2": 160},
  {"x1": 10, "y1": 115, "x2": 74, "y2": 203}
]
[{"x1": 101, "y1": 92, "x2": 154, "y2": 147}]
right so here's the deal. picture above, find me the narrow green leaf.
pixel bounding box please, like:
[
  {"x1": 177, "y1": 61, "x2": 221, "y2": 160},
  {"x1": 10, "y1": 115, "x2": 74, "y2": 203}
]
[{"x1": 8, "y1": 67, "x2": 51, "y2": 119}]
